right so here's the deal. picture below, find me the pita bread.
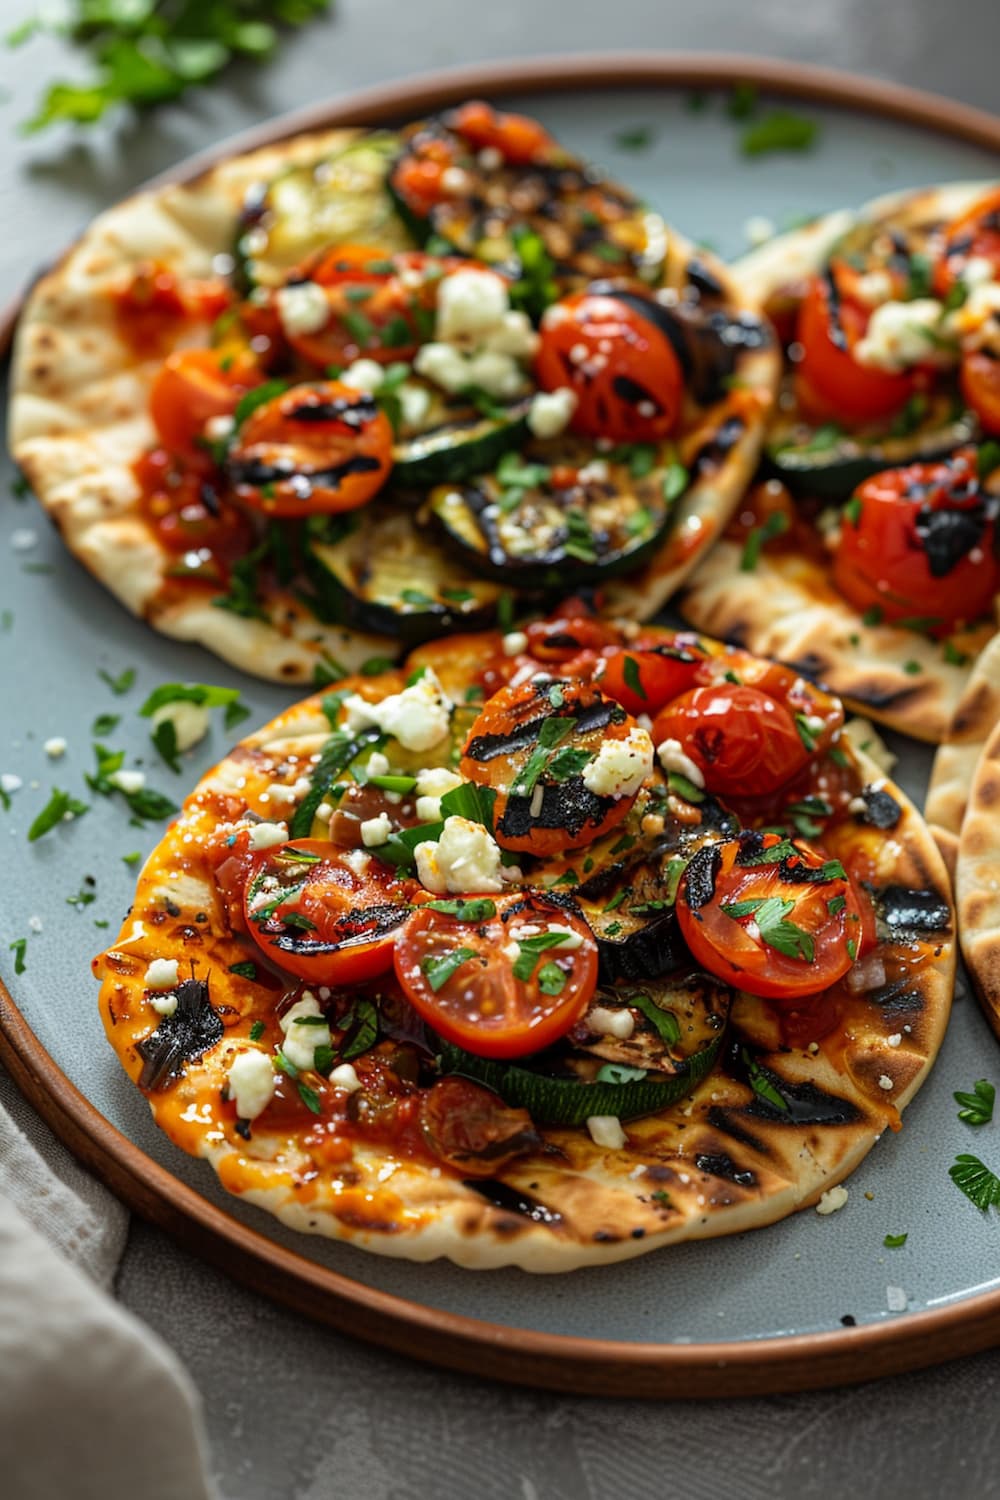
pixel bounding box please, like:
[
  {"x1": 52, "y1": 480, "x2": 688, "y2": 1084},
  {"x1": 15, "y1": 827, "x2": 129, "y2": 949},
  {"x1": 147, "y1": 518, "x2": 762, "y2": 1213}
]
[
  {"x1": 94, "y1": 624, "x2": 954, "y2": 1270},
  {"x1": 9, "y1": 122, "x2": 778, "y2": 683},
  {"x1": 927, "y1": 633, "x2": 1000, "y2": 874},
  {"x1": 680, "y1": 180, "x2": 1000, "y2": 743},
  {"x1": 956, "y1": 717, "x2": 1000, "y2": 1041}
]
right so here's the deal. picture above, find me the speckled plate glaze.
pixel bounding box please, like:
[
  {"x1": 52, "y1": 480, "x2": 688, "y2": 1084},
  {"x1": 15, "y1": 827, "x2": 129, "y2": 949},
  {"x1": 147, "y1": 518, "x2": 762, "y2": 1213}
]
[{"x1": 3, "y1": 56, "x2": 1000, "y2": 1396}]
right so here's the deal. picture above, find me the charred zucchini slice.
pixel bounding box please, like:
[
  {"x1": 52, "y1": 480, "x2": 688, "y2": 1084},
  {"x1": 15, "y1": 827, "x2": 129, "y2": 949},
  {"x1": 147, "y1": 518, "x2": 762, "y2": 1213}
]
[
  {"x1": 767, "y1": 395, "x2": 980, "y2": 499},
  {"x1": 438, "y1": 972, "x2": 730, "y2": 1126},
  {"x1": 427, "y1": 437, "x2": 681, "y2": 587},
  {"x1": 235, "y1": 134, "x2": 413, "y2": 291},
  {"x1": 302, "y1": 504, "x2": 504, "y2": 642},
  {"x1": 393, "y1": 394, "x2": 531, "y2": 487},
  {"x1": 573, "y1": 851, "x2": 687, "y2": 983},
  {"x1": 389, "y1": 113, "x2": 668, "y2": 291}
]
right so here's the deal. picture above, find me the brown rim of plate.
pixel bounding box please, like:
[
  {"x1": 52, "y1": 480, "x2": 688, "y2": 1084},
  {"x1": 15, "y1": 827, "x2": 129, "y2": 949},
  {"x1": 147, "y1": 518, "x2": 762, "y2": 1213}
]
[{"x1": 3, "y1": 53, "x2": 1000, "y2": 1397}]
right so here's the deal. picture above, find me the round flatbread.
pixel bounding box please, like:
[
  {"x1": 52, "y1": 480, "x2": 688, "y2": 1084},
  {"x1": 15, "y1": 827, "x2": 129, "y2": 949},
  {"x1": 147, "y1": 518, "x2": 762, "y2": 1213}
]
[
  {"x1": 9, "y1": 111, "x2": 778, "y2": 684},
  {"x1": 927, "y1": 632, "x2": 1000, "y2": 873},
  {"x1": 680, "y1": 181, "x2": 1000, "y2": 744},
  {"x1": 956, "y1": 716, "x2": 1000, "y2": 1041},
  {"x1": 94, "y1": 617, "x2": 954, "y2": 1270}
]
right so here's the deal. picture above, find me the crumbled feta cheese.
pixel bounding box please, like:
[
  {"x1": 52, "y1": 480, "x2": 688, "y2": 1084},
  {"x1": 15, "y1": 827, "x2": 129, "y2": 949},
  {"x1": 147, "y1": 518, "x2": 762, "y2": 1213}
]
[
  {"x1": 587, "y1": 1115, "x2": 627, "y2": 1149},
  {"x1": 10, "y1": 529, "x2": 37, "y2": 552},
  {"x1": 441, "y1": 165, "x2": 471, "y2": 194},
  {"x1": 854, "y1": 298, "x2": 956, "y2": 371},
  {"x1": 340, "y1": 358, "x2": 386, "y2": 393},
  {"x1": 886, "y1": 1285, "x2": 907, "y2": 1312},
  {"x1": 577, "y1": 459, "x2": 610, "y2": 485},
  {"x1": 329, "y1": 1062, "x2": 362, "y2": 1093},
  {"x1": 878, "y1": 1073, "x2": 894, "y2": 1091},
  {"x1": 413, "y1": 765, "x2": 463, "y2": 822},
  {"x1": 150, "y1": 992, "x2": 177, "y2": 1017},
  {"x1": 436, "y1": 267, "x2": 509, "y2": 341},
  {"x1": 962, "y1": 255, "x2": 996, "y2": 288},
  {"x1": 415, "y1": 266, "x2": 537, "y2": 398},
  {"x1": 588, "y1": 1005, "x2": 635, "y2": 1039},
  {"x1": 150, "y1": 699, "x2": 210, "y2": 754},
  {"x1": 546, "y1": 924, "x2": 585, "y2": 951},
  {"x1": 366, "y1": 751, "x2": 391, "y2": 778},
  {"x1": 0, "y1": 774, "x2": 22, "y2": 795},
  {"x1": 656, "y1": 737, "x2": 705, "y2": 788},
  {"x1": 398, "y1": 381, "x2": 432, "y2": 428},
  {"x1": 43, "y1": 737, "x2": 67, "y2": 759},
  {"x1": 275, "y1": 280, "x2": 329, "y2": 338},
  {"x1": 144, "y1": 957, "x2": 180, "y2": 990},
  {"x1": 415, "y1": 815, "x2": 504, "y2": 894},
  {"x1": 887, "y1": 1033, "x2": 902, "y2": 1048},
  {"x1": 361, "y1": 812, "x2": 393, "y2": 847},
  {"x1": 342, "y1": 668, "x2": 452, "y2": 753},
  {"x1": 581, "y1": 726, "x2": 654, "y2": 799},
  {"x1": 228, "y1": 1050, "x2": 275, "y2": 1120},
  {"x1": 341, "y1": 847, "x2": 372, "y2": 876},
  {"x1": 204, "y1": 414, "x2": 235, "y2": 442},
  {"x1": 502, "y1": 630, "x2": 529, "y2": 656},
  {"x1": 743, "y1": 214, "x2": 775, "y2": 247},
  {"x1": 527, "y1": 387, "x2": 577, "y2": 439},
  {"x1": 478, "y1": 145, "x2": 503, "y2": 170},
  {"x1": 28, "y1": 915, "x2": 42, "y2": 933},
  {"x1": 279, "y1": 995, "x2": 331, "y2": 1072},
  {"x1": 108, "y1": 769, "x2": 146, "y2": 795},
  {"x1": 815, "y1": 1185, "x2": 849, "y2": 1215},
  {"x1": 853, "y1": 269, "x2": 894, "y2": 306},
  {"x1": 247, "y1": 821, "x2": 288, "y2": 851}
]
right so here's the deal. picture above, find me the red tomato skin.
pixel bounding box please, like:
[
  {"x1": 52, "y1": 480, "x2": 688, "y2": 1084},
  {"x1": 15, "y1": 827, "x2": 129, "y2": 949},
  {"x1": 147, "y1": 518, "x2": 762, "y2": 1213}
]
[
  {"x1": 833, "y1": 451, "x2": 999, "y2": 631},
  {"x1": 149, "y1": 349, "x2": 260, "y2": 467},
  {"x1": 597, "y1": 646, "x2": 704, "y2": 716},
  {"x1": 794, "y1": 273, "x2": 916, "y2": 427},
  {"x1": 933, "y1": 187, "x2": 1000, "y2": 297},
  {"x1": 535, "y1": 290, "x2": 684, "y2": 442},
  {"x1": 652, "y1": 684, "x2": 809, "y2": 798},
  {"x1": 448, "y1": 100, "x2": 553, "y2": 164},
  {"x1": 961, "y1": 350, "x2": 1000, "y2": 435}
]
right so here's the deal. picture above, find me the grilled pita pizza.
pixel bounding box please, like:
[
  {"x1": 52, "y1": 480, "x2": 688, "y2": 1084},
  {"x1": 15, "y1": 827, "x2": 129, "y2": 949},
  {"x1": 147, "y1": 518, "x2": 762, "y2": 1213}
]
[
  {"x1": 956, "y1": 715, "x2": 1000, "y2": 1042},
  {"x1": 10, "y1": 102, "x2": 777, "y2": 685},
  {"x1": 927, "y1": 632, "x2": 1000, "y2": 872},
  {"x1": 94, "y1": 609, "x2": 954, "y2": 1270},
  {"x1": 680, "y1": 182, "x2": 1000, "y2": 743}
]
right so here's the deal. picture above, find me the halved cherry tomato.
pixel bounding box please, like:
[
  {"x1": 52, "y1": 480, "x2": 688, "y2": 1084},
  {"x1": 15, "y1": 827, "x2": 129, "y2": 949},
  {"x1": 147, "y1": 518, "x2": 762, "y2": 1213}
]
[
  {"x1": 115, "y1": 261, "x2": 231, "y2": 353},
  {"x1": 448, "y1": 100, "x2": 554, "y2": 165},
  {"x1": 461, "y1": 678, "x2": 647, "y2": 855},
  {"x1": 536, "y1": 289, "x2": 685, "y2": 442},
  {"x1": 961, "y1": 349, "x2": 1000, "y2": 434},
  {"x1": 394, "y1": 891, "x2": 597, "y2": 1058},
  {"x1": 833, "y1": 449, "x2": 999, "y2": 631},
  {"x1": 149, "y1": 349, "x2": 262, "y2": 467},
  {"x1": 134, "y1": 450, "x2": 255, "y2": 580},
  {"x1": 652, "y1": 683, "x2": 809, "y2": 798},
  {"x1": 225, "y1": 380, "x2": 392, "y2": 517},
  {"x1": 933, "y1": 187, "x2": 1000, "y2": 298},
  {"x1": 794, "y1": 271, "x2": 916, "y2": 426},
  {"x1": 242, "y1": 839, "x2": 417, "y2": 985},
  {"x1": 418, "y1": 1076, "x2": 540, "y2": 1173},
  {"x1": 597, "y1": 643, "x2": 705, "y2": 716},
  {"x1": 676, "y1": 831, "x2": 866, "y2": 1000}
]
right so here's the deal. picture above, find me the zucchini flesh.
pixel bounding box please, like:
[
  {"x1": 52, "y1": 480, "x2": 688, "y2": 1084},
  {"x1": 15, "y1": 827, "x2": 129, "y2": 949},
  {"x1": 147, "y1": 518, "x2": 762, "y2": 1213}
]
[
  {"x1": 303, "y1": 504, "x2": 504, "y2": 642},
  {"x1": 438, "y1": 974, "x2": 729, "y2": 1127},
  {"x1": 767, "y1": 395, "x2": 980, "y2": 499},
  {"x1": 235, "y1": 134, "x2": 413, "y2": 291},
  {"x1": 389, "y1": 119, "x2": 667, "y2": 288},
  {"x1": 393, "y1": 394, "x2": 531, "y2": 487},
  {"x1": 427, "y1": 436, "x2": 678, "y2": 587}
]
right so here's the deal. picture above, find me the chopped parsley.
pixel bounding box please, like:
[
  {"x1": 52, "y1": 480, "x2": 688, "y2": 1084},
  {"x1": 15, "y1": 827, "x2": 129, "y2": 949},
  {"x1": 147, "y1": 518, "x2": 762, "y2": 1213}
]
[
  {"x1": 883, "y1": 1233, "x2": 908, "y2": 1249},
  {"x1": 614, "y1": 124, "x2": 655, "y2": 150},
  {"x1": 949, "y1": 1153, "x2": 1000, "y2": 1212},
  {"x1": 741, "y1": 110, "x2": 819, "y2": 157},
  {"x1": 421, "y1": 947, "x2": 478, "y2": 992},
  {"x1": 511, "y1": 931, "x2": 576, "y2": 983},
  {"x1": 425, "y1": 898, "x2": 497, "y2": 922},
  {"x1": 8, "y1": 937, "x2": 27, "y2": 975},
  {"x1": 954, "y1": 1079, "x2": 995, "y2": 1127},
  {"x1": 509, "y1": 716, "x2": 576, "y2": 799},
  {"x1": 28, "y1": 788, "x2": 90, "y2": 842},
  {"x1": 662, "y1": 458, "x2": 689, "y2": 504},
  {"x1": 740, "y1": 509, "x2": 788, "y2": 571},
  {"x1": 722, "y1": 896, "x2": 814, "y2": 962},
  {"x1": 248, "y1": 1020, "x2": 265, "y2": 1042},
  {"x1": 98, "y1": 666, "x2": 135, "y2": 696},
  {"x1": 91, "y1": 712, "x2": 120, "y2": 738},
  {"x1": 230, "y1": 961, "x2": 259, "y2": 982},
  {"x1": 536, "y1": 962, "x2": 566, "y2": 995},
  {"x1": 742, "y1": 1048, "x2": 790, "y2": 1112},
  {"x1": 297, "y1": 1082, "x2": 322, "y2": 1115},
  {"x1": 122, "y1": 851, "x2": 142, "y2": 867},
  {"x1": 623, "y1": 655, "x2": 646, "y2": 701}
]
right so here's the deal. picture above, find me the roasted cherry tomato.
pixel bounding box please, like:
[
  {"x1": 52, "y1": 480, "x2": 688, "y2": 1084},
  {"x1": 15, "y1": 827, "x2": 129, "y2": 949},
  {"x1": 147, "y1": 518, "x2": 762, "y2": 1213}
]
[
  {"x1": 115, "y1": 261, "x2": 231, "y2": 352},
  {"x1": 447, "y1": 100, "x2": 554, "y2": 165},
  {"x1": 536, "y1": 289, "x2": 684, "y2": 442},
  {"x1": 135, "y1": 449, "x2": 255, "y2": 581},
  {"x1": 418, "y1": 1076, "x2": 540, "y2": 1174},
  {"x1": 794, "y1": 271, "x2": 916, "y2": 426},
  {"x1": 394, "y1": 891, "x2": 597, "y2": 1058},
  {"x1": 597, "y1": 643, "x2": 705, "y2": 716},
  {"x1": 242, "y1": 839, "x2": 416, "y2": 985},
  {"x1": 461, "y1": 678, "x2": 649, "y2": 856},
  {"x1": 278, "y1": 247, "x2": 459, "y2": 369},
  {"x1": 652, "y1": 683, "x2": 810, "y2": 798},
  {"x1": 149, "y1": 349, "x2": 262, "y2": 467},
  {"x1": 934, "y1": 187, "x2": 1000, "y2": 297},
  {"x1": 676, "y1": 832, "x2": 866, "y2": 1000},
  {"x1": 961, "y1": 349, "x2": 1000, "y2": 435},
  {"x1": 833, "y1": 449, "x2": 999, "y2": 631},
  {"x1": 225, "y1": 380, "x2": 392, "y2": 517}
]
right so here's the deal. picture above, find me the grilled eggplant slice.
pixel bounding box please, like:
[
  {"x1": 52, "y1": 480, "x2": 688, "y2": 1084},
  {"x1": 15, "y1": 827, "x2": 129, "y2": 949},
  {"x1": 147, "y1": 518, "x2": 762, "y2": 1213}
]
[
  {"x1": 427, "y1": 437, "x2": 680, "y2": 587},
  {"x1": 573, "y1": 853, "x2": 686, "y2": 982},
  {"x1": 235, "y1": 133, "x2": 413, "y2": 291},
  {"x1": 438, "y1": 972, "x2": 730, "y2": 1126},
  {"x1": 302, "y1": 504, "x2": 504, "y2": 642},
  {"x1": 389, "y1": 110, "x2": 668, "y2": 291}
]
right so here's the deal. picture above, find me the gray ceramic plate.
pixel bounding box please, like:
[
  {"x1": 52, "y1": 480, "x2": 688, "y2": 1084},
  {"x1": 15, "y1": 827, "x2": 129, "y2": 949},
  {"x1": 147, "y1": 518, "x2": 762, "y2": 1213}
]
[{"x1": 2, "y1": 58, "x2": 1000, "y2": 1396}]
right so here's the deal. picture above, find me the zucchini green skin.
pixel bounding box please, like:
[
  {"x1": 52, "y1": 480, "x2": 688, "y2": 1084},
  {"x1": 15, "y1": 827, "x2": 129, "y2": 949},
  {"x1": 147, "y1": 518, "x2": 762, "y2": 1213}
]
[
  {"x1": 427, "y1": 437, "x2": 679, "y2": 588},
  {"x1": 438, "y1": 1029, "x2": 724, "y2": 1127},
  {"x1": 767, "y1": 407, "x2": 981, "y2": 499},
  {"x1": 392, "y1": 402, "x2": 531, "y2": 488},
  {"x1": 302, "y1": 505, "x2": 504, "y2": 643}
]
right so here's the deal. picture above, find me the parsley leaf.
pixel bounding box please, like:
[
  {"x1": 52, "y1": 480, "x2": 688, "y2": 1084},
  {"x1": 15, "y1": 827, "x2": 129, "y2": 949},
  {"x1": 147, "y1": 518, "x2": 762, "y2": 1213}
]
[
  {"x1": 741, "y1": 110, "x2": 819, "y2": 157},
  {"x1": 511, "y1": 931, "x2": 575, "y2": 983},
  {"x1": 422, "y1": 947, "x2": 478, "y2": 992},
  {"x1": 954, "y1": 1079, "x2": 996, "y2": 1127},
  {"x1": 949, "y1": 1153, "x2": 1000, "y2": 1212},
  {"x1": 424, "y1": 898, "x2": 497, "y2": 922},
  {"x1": 722, "y1": 895, "x2": 815, "y2": 962},
  {"x1": 28, "y1": 788, "x2": 90, "y2": 842},
  {"x1": 740, "y1": 509, "x2": 788, "y2": 571},
  {"x1": 8, "y1": 937, "x2": 27, "y2": 975},
  {"x1": 884, "y1": 1233, "x2": 908, "y2": 1249},
  {"x1": 742, "y1": 1048, "x2": 790, "y2": 1112},
  {"x1": 98, "y1": 666, "x2": 135, "y2": 696}
]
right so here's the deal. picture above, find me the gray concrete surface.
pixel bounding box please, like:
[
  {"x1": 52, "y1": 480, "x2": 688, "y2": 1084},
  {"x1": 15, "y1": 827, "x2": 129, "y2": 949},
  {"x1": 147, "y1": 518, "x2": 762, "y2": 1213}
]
[{"x1": 3, "y1": 2, "x2": 1000, "y2": 1495}]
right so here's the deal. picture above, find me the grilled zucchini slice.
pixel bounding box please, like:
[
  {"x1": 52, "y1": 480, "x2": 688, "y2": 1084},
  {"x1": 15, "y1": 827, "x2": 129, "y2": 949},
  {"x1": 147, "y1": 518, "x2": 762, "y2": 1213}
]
[
  {"x1": 235, "y1": 134, "x2": 413, "y2": 291},
  {"x1": 392, "y1": 392, "x2": 531, "y2": 487},
  {"x1": 427, "y1": 437, "x2": 681, "y2": 587},
  {"x1": 302, "y1": 504, "x2": 504, "y2": 642}
]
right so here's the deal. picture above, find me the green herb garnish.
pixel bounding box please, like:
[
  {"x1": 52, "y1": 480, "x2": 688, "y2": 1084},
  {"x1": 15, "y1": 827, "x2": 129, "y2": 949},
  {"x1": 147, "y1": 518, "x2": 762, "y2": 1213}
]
[
  {"x1": 422, "y1": 947, "x2": 478, "y2": 992},
  {"x1": 741, "y1": 110, "x2": 819, "y2": 156},
  {"x1": 949, "y1": 1154, "x2": 1000, "y2": 1212},
  {"x1": 722, "y1": 896, "x2": 814, "y2": 962},
  {"x1": 954, "y1": 1079, "x2": 996, "y2": 1127},
  {"x1": 28, "y1": 788, "x2": 90, "y2": 842}
]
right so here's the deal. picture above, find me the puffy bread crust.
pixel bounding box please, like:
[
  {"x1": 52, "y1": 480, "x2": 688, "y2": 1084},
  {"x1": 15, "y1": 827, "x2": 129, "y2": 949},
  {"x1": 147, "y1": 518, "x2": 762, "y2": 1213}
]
[
  {"x1": 95, "y1": 635, "x2": 955, "y2": 1271},
  {"x1": 957, "y1": 719, "x2": 1000, "y2": 1042},
  {"x1": 927, "y1": 633, "x2": 1000, "y2": 874}
]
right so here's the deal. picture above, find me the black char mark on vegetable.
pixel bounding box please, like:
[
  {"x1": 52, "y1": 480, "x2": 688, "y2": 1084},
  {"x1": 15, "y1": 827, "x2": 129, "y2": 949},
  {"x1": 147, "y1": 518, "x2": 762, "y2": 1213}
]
[
  {"x1": 462, "y1": 1179, "x2": 564, "y2": 1226},
  {"x1": 857, "y1": 786, "x2": 902, "y2": 830},
  {"x1": 914, "y1": 503, "x2": 989, "y2": 577},
  {"x1": 266, "y1": 902, "x2": 412, "y2": 956},
  {"x1": 878, "y1": 885, "x2": 952, "y2": 935},
  {"x1": 682, "y1": 842, "x2": 721, "y2": 912},
  {"x1": 136, "y1": 976, "x2": 223, "y2": 1091},
  {"x1": 285, "y1": 394, "x2": 380, "y2": 428},
  {"x1": 227, "y1": 455, "x2": 382, "y2": 491},
  {"x1": 465, "y1": 692, "x2": 623, "y2": 762}
]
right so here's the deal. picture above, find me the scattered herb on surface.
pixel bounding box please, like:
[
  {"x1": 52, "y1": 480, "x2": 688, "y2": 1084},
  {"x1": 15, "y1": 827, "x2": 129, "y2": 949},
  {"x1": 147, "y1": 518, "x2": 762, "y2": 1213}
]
[
  {"x1": 28, "y1": 787, "x2": 90, "y2": 842},
  {"x1": 741, "y1": 110, "x2": 819, "y2": 157},
  {"x1": 883, "y1": 1233, "x2": 908, "y2": 1249},
  {"x1": 949, "y1": 1153, "x2": 1000, "y2": 1212},
  {"x1": 98, "y1": 666, "x2": 135, "y2": 696},
  {"x1": 8, "y1": 937, "x2": 27, "y2": 974},
  {"x1": 954, "y1": 1079, "x2": 996, "y2": 1127}
]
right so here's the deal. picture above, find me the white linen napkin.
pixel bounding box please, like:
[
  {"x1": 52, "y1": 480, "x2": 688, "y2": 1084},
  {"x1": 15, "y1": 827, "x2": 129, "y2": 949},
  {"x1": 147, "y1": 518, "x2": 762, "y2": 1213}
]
[{"x1": 0, "y1": 1076, "x2": 219, "y2": 1500}]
